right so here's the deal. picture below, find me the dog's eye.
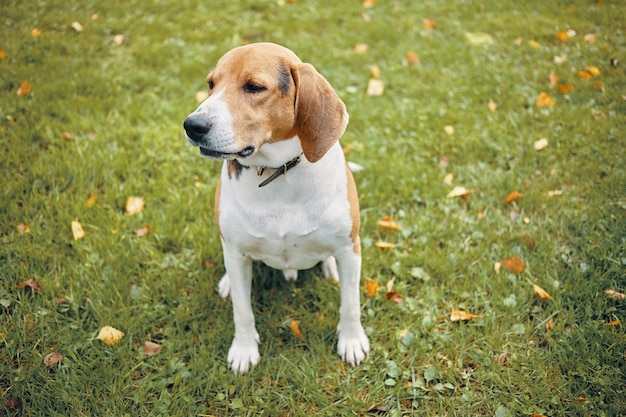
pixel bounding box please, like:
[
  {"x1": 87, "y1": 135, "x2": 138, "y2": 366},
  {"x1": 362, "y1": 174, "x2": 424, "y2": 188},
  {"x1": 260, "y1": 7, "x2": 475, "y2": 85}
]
[
  {"x1": 207, "y1": 80, "x2": 214, "y2": 90},
  {"x1": 243, "y1": 83, "x2": 267, "y2": 94}
]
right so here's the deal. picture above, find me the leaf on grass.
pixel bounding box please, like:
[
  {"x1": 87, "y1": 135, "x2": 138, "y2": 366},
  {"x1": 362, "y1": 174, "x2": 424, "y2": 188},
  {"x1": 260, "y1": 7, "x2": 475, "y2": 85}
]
[
  {"x1": 363, "y1": 0, "x2": 376, "y2": 8},
  {"x1": 365, "y1": 277, "x2": 381, "y2": 297},
  {"x1": 95, "y1": 325, "x2": 125, "y2": 346},
  {"x1": 549, "y1": 72, "x2": 559, "y2": 88},
  {"x1": 555, "y1": 30, "x2": 568, "y2": 42},
  {"x1": 554, "y1": 53, "x2": 567, "y2": 64},
  {"x1": 447, "y1": 186, "x2": 471, "y2": 198},
  {"x1": 367, "y1": 78, "x2": 384, "y2": 96},
  {"x1": 354, "y1": 43, "x2": 368, "y2": 54},
  {"x1": 557, "y1": 84, "x2": 573, "y2": 94},
  {"x1": 578, "y1": 70, "x2": 593, "y2": 79},
  {"x1": 86, "y1": 193, "x2": 98, "y2": 208},
  {"x1": 406, "y1": 51, "x2": 419, "y2": 64},
  {"x1": 125, "y1": 196, "x2": 144, "y2": 215},
  {"x1": 71, "y1": 21, "x2": 83, "y2": 32},
  {"x1": 488, "y1": 98, "x2": 497, "y2": 112},
  {"x1": 4, "y1": 397, "x2": 21, "y2": 410},
  {"x1": 113, "y1": 34, "x2": 125, "y2": 45},
  {"x1": 43, "y1": 352, "x2": 64, "y2": 367},
  {"x1": 369, "y1": 65, "x2": 380, "y2": 78},
  {"x1": 501, "y1": 256, "x2": 525, "y2": 274},
  {"x1": 450, "y1": 310, "x2": 480, "y2": 322},
  {"x1": 0, "y1": 50, "x2": 6, "y2": 59},
  {"x1": 528, "y1": 40, "x2": 540, "y2": 49},
  {"x1": 375, "y1": 241, "x2": 395, "y2": 249},
  {"x1": 386, "y1": 291, "x2": 403, "y2": 303},
  {"x1": 135, "y1": 225, "x2": 151, "y2": 237},
  {"x1": 71, "y1": 220, "x2": 85, "y2": 240},
  {"x1": 386, "y1": 277, "x2": 395, "y2": 293},
  {"x1": 377, "y1": 216, "x2": 401, "y2": 231},
  {"x1": 464, "y1": 32, "x2": 495, "y2": 46},
  {"x1": 536, "y1": 92, "x2": 555, "y2": 108},
  {"x1": 606, "y1": 319, "x2": 621, "y2": 327},
  {"x1": 534, "y1": 138, "x2": 549, "y2": 150},
  {"x1": 444, "y1": 125, "x2": 454, "y2": 136},
  {"x1": 526, "y1": 279, "x2": 552, "y2": 299},
  {"x1": 422, "y1": 18, "x2": 436, "y2": 30},
  {"x1": 443, "y1": 173, "x2": 454, "y2": 185},
  {"x1": 289, "y1": 319, "x2": 303, "y2": 338},
  {"x1": 144, "y1": 341, "x2": 163, "y2": 356},
  {"x1": 17, "y1": 80, "x2": 32, "y2": 96},
  {"x1": 31, "y1": 28, "x2": 42, "y2": 37},
  {"x1": 605, "y1": 290, "x2": 625, "y2": 301},
  {"x1": 16, "y1": 279, "x2": 42, "y2": 292},
  {"x1": 17, "y1": 222, "x2": 30, "y2": 234},
  {"x1": 585, "y1": 65, "x2": 601, "y2": 76},
  {"x1": 584, "y1": 33, "x2": 596, "y2": 45},
  {"x1": 503, "y1": 191, "x2": 523, "y2": 204}
]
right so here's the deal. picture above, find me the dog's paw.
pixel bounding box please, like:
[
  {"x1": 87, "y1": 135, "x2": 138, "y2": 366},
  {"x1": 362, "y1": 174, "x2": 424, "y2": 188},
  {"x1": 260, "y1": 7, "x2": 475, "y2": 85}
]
[
  {"x1": 337, "y1": 324, "x2": 370, "y2": 366},
  {"x1": 282, "y1": 269, "x2": 298, "y2": 282},
  {"x1": 218, "y1": 274, "x2": 231, "y2": 299},
  {"x1": 322, "y1": 256, "x2": 339, "y2": 281},
  {"x1": 228, "y1": 337, "x2": 260, "y2": 375}
]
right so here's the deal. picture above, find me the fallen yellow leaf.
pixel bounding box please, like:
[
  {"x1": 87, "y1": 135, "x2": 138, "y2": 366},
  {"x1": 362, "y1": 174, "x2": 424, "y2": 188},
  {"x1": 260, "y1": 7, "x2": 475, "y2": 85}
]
[
  {"x1": 86, "y1": 193, "x2": 98, "y2": 208},
  {"x1": 606, "y1": 319, "x2": 621, "y2": 327},
  {"x1": 585, "y1": 65, "x2": 601, "y2": 77},
  {"x1": 0, "y1": 50, "x2": 5, "y2": 59},
  {"x1": 125, "y1": 196, "x2": 144, "y2": 215},
  {"x1": 367, "y1": 78, "x2": 384, "y2": 96},
  {"x1": 422, "y1": 18, "x2": 436, "y2": 30},
  {"x1": 369, "y1": 65, "x2": 380, "y2": 78},
  {"x1": 450, "y1": 310, "x2": 480, "y2": 322},
  {"x1": 504, "y1": 191, "x2": 523, "y2": 204},
  {"x1": 446, "y1": 186, "x2": 471, "y2": 198},
  {"x1": 536, "y1": 92, "x2": 555, "y2": 108},
  {"x1": 526, "y1": 279, "x2": 552, "y2": 299},
  {"x1": 529, "y1": 40, "x2": 540, "y2": 49},
  {"x1": 95, "y1": 326, "x2": 125, "y2": 346},
  {"x1": 443, "y1": 173, "x2": 454, "y2": 185},
  {"x1": 444, "y1": 125, "x2": 454, "y2": 136},
  {"x1": 406, "y1": 51, "x2": 419, "y2": 65},
  {"x1": 375, "y1": 241, "x2": 395, "y2": 249},
  {"x1": 16, "y1": 222, "x2": 30, "y2": 234},
  {"x1": 365, "y1": 277, "x2": 381, "y2": 297},
  {"x1": 605, "y1": 290, "x2": 625, "y2": 301},
  {"x1": 578, "y1": 70, "x2": 593, "y2": 79},
  {"x1": 354, "y1": 43, "x2": 368, "y2": 54},
  {"x1": 555, "y1": 30, "x2": 568, "y2": 42},
  {"x1": 377, "y1": 216, "x2": 401, "y2": 231},
  {"x1": 488, "y1": 98, "x2": 497, "y2": 112},
  {"x1": 386, "y1": 277, "x2": 395, "y2": 293},
  {"x1": 113, "y1": 34, "x2": 125, "y2": 45},
  {"x1": 557, "y1": 83, "x2": 573, "y2": 94},
  {"x1": 71, "y1": 220, "x2": 85, "y2": 240},
  {"x1": 31, "y1": 28, "x2": 42, "y2": 37},
  {"x1": 534, "y1": 138, "x2": 549, "y2": 151},
  {"x1": 289, "y1": 319, "x2": 303, "y2": 338}
]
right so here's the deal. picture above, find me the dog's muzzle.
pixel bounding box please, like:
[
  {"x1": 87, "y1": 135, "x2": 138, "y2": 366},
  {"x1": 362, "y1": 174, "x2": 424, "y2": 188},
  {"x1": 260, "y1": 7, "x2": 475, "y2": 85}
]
[{"x1": 183, "y1": 114, "x2": 255, "y2": 159}]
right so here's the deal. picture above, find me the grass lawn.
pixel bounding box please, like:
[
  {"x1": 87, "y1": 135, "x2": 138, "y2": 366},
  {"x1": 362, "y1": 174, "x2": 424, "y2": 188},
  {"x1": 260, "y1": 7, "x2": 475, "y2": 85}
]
[{"x1": 1, "y1": 0, "x2": 624, "y2": 415}]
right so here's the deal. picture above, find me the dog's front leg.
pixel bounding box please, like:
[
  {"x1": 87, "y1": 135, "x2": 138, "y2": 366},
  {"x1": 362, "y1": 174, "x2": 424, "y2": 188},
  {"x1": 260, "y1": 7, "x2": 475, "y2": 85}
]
[
  {"x1": 223, "y1": 245, "x2": 260, "y2": 374},
  {"x1": 336, "y1": 250, "x2": 370, "y2": 365}
]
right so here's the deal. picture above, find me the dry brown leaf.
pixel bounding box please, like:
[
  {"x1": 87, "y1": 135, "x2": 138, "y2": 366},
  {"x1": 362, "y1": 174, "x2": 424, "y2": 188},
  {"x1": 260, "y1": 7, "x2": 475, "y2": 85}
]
[
  {"x1": 488, "y1": 98, "x2": 497, "y2": 113},
  {"x1": 43, "y1": 352, "x2": 64, "y2": 368},
  {"x1": 17, "y1": 80, "x2": 32, "y2": 96},
  {"x1": 377, "y1": 216, "x2": 401, "y2": 231},
  {"x1": 446, "y1": 186, "x2": 471, "y2": 198},
  {"x1": 367, "y1": 78, "x2": 384, "y2": 96},
  {"x1": 554, "y1": 53, "x2": 567, "y2": 64},
  {"x1": 504, "y1": 191, "x2": 523, "y2": 204},
  {"x1": 375, "y1": 241, "x2": 395, "y2": 249},
  {"x1": 125, "y1": 196, "x2": 144, "y2": 215},
  {"x1": 450, "y1": 310, "x2": 480, "y2": 322},
  {"x1": 501, "y1": 256, "x2": 525, "y2": 274},
  {"x1": 95, "y1": 325, "x2": 125, "y2": 346},
  {"x1": 113, "y1": 34, "x2": 125, "y2": 45},
  {"x1": 71, "y1": 21, "x2": 83, "y2": 32},
  {"x1": 144, "y1": 341, "x2": 163, "y2": 356},
  {"x1": 16, "y1": 279, "x2": 42, "y2": 292},
  {"x1": 365, "y1": 277, "x2": 381, "y2": 297},
  {"x1": 584, "y1": 33, "x2": 596, "y2": 45},
  {"x1": 578, "y1": 70, "x2": 593, "y2": 79},
  {"x1": 289, "y1": 319, "x2": 303, "y2": 338},
  {"x1": 386, "y1": 291, "x2": 403, "y2": 303},
  {"x1": 536, "y1": 92, "x2": 555, "y2": 108},
  {"x1": 71, "y1": 220, "x2": 85, "y2": 240},
  {"x1": 605, "y1": 290, "x2": 625, "y2": 301},
  {"x1": 406, "y1": 51, "x2": 419, "y2": 64},
  {"x1": 386, "y1": 277, "x2": 395, "y2": 293}
]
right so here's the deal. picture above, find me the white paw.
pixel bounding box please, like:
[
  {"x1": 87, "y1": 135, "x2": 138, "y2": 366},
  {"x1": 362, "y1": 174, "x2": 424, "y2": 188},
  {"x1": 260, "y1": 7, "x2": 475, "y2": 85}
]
[
  {"x1": 337, "y1": 324, "x2": 370, "y2": 366},
  {"x1": 228, "y1": 337, "x2": 260, "y2": 375},
  {"x1": 283, "y1": 269, "x2": 298, "y2": 282},
  {"x1": 218, "y1": 274, "x2": 231, "y2": 299},
  {"x1": 322, "y1": 256, "x2": 339, "y2": 281}
]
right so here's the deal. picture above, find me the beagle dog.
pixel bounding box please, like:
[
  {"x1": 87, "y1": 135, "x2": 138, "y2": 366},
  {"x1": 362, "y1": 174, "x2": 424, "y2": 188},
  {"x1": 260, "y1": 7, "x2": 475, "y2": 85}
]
[{"x1": 183, "y1": 42, "x2": 369, "y2": 374}]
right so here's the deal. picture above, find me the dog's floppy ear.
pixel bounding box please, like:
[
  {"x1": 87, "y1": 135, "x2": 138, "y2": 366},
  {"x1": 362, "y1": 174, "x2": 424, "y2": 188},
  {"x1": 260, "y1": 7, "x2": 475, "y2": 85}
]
[{"x1": 292, "y1": 63, "x2": 348, "y2": 163}]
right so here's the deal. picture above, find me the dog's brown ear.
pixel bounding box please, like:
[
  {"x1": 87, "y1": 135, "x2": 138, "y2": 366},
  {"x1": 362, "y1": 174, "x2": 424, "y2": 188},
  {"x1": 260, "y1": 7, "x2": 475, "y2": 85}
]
[{"x1": 293, "y1": 63, "x2": 348, "y2": 163}]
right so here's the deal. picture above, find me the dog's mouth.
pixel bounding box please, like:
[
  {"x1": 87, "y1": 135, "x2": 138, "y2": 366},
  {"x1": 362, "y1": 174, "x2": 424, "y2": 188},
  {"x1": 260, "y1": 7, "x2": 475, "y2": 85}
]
[{"x1": 198, "y1": 145, "x2": 255, "y2": 160}]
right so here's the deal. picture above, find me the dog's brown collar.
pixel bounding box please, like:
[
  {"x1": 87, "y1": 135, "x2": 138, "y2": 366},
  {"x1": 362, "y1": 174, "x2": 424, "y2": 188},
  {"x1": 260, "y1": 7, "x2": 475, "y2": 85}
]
[{"x1": 256, "y1": 153, "x2": 303, "y2": 188}]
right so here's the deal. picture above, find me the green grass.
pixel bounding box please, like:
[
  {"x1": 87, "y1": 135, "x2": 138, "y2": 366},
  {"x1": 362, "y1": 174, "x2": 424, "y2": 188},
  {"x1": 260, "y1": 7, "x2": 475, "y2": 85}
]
[{"x1": 1, "y1": 0, "x2": 624, "y2": 415}]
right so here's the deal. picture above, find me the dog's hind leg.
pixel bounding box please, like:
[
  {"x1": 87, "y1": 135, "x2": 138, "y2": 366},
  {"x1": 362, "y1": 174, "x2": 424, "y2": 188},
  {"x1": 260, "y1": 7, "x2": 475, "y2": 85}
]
[
  {"x1": 282, "y1": 269, "x2": 298, "y2": 281},
  {"x1": 322, "y1": 256, "x2": 339, "y2": 281}
]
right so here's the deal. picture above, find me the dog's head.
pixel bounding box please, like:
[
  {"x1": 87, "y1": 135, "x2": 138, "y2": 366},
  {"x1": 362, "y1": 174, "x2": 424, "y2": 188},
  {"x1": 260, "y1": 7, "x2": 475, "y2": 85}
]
[{"x1": 183, "y1": 42, "x2": 348, "y2": 164}]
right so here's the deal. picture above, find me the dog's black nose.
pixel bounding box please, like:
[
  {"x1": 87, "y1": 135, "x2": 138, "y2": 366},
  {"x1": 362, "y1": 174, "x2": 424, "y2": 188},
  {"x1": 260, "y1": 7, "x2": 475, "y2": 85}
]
[{"x1": 183, "y1": 114, "x2": 212, "y2": 142}]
